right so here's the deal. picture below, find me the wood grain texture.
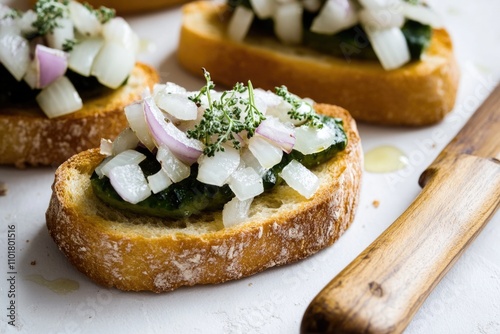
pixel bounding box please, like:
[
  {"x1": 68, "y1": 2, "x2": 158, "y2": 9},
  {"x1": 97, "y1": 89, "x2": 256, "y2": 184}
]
[{"x1": 301, "y1": 84, "x2": 500, "y2": 333}]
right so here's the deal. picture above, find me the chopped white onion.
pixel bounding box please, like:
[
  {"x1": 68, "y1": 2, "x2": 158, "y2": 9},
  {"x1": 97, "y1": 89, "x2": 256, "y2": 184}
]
[
  {"x1": 303, "y1": 0, "x2": 322, "y2": 12},
  {"x1": 36, "y1": 76, "x2": 83, "y2": 118},
  {"x1": 363, "y1": 25, "x2": 410, "y2": 70},
  {"x1": 197, "y1": 145, "x2": 240, "y2": 187},
  {"x1": 46, "y1": 18, "x2": 74, "y2": 50},
  {"x1": 228, "y1": 167, "x2": 264, "y2": 201},
  {"x1": 311, "y1": 0, "x2": 358, "y2": 35},
  {"x1": 112, "y1": 128, "x2": 140, "y2": 155},
  {"x1": 227, "y1": 5, "x2": 254, "y2": 42},
  {"x1": 248, "y1": 135, "x2": 283, "y2": 169},
  {"x1": 102, "y1": 17, "x2": 139, "y2": 53},
  {"x1": 274, "y1": 2, "x2": 303, "y2": 44},
  {"x1": 280, "y1": 160, "x2": 320, "y2": 199},
  {"x1": 147, "y1": 169, "x2": 172, "y2": 194},
  {"x1": 100, "y1": 138, "x2": 113, "y2": 156},
  {"x1": 153, "y1": 82, "x2": 187, "y2": 96},
  {"x1": 35, "y1": 44, "x2": 68, "y2": 88},
  {"x1": 250, "y1": 0, "x2": 275, "y2": 19},
  {"x1": 241, "y1": 148, "x2": 267, "y2": 177},
  {"x1": 223, "y1": 197, "x2": 253, "y2": 228},
  {"x1": 255, "y1": 117, "x2": 295, "y2": 153},
  {"x1": 156, "y1": 145, "x2": 191, "y2": 183},
  {"x1": 401, "y1": 2, "x2": 443, "y2": 28},
  {"x1": 100, "y1": 149, "x2": 146, "y2": 177},
  {"x1": 143, "y1": 97, "x2": 204, "y2": 164},
  {"x1": 18, "y1": 10, "x2": 37, "y2": 35},
  {"x1": 91, "y1": 41, "x2": 135, "y2": 88},
  {"x1": 108, "y1": 164, "x2": 151, "y2": 204},
  {"x1": 358, "y1": 0, "x2": 401, "y2": 9},
  {"x1": 358, "y1": 8, "x2": 405, "y2": 29},
  {"x1": 294, "y1": 124, "x2": 336, "y2": 155},
  {"x1": 154, "y1": 92, "x2": 198, "y2": 121},
  {"x1": 68, "y1": 1, "x2": 102, "y2": 36},
  {"x1": 0, "y1": 30, "x2": 29, "y2": 81},
  {"x1": 68, "y1": 37, "x2": 104, "y2": 76},
  {"x1": 124, "y1": 101, "x2": 156, "y2": 151},
  {"x1": 94, "y1": 156, "x2": 112, "y2": 178}
]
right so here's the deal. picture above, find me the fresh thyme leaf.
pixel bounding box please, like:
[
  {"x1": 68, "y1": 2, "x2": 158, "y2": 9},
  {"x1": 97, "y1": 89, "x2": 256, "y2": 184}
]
[
  {"x1": 32, "y1": 0, "x2": 69, "y2": 36},
  {"x1": 83, "y1": 2, "x2": 115, "y2": 23},
  {"x1": 275, "y1": 85, "x2": 323, "y2": 129},
  {"x1": 187, "y1": 69, "x2": 265, "y2": 157},
  {"x1": 62, "y1": 38, "x2": 78, "y2": 52},
  {"x1": 2, "y1": 9, "x2": 22, "y2": 20}
]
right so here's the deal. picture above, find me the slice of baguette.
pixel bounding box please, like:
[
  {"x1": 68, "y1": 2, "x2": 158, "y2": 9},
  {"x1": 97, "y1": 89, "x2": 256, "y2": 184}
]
[
  {"x1": 0, "y1": 63, "x2": 159, "y2": 168},
  {"x1": 46, "y1": 103, "x2": 362, "y2": 293},
  {"x1": 178, "y1": 2, "x2": 460, "y2": 126}
]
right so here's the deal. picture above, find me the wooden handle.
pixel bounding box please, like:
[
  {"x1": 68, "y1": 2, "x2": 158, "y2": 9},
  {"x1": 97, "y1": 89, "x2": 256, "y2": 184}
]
[{"x1": 301, "y1": 155, "x2": 500, "y2": 334}]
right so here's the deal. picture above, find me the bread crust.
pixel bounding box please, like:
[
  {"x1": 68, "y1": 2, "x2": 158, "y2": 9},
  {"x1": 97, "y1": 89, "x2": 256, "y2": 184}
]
[
  {"x1": 46, "y1": 104, "x2": 362, "y2": 292},
  {"x1": 0, "y1": 63, "x2": 159, "y2": 167},
  {"x1": 178, "y1": 2, "x2": 460, "y2": 126}
]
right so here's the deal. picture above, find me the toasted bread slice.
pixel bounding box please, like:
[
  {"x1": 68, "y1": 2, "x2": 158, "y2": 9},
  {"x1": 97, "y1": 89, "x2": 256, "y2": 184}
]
[
  {"x1": 178, "y1": 2, "x2": 460, "y2": 126},
  {"x1": 46, "y1": 103, "x2": 362, "y2": 293},
  {"x1": 0, "y1": 63, "x2": 158, "y2": 167}
]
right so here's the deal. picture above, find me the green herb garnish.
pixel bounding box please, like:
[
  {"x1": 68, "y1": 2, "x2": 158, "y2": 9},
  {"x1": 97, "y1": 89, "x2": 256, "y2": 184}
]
[
  {"x1": 62, "y1": 38, "x2": 78, "y2": 52},
  {"x1": 32, "y1": 0, "x2": 69, "y2": 36},
  {"x1": 2, "y1": 9, "x2": 22, "y2": 20},
  {"x1": 275, "y1": 85, "x2": 323, "y2": 129},
  {"x1": 83, "y1": 2, "x2": 115, "y2": 24},
  {"x1": 187, "y1": 69, "x2": 266, "y2": 157}
]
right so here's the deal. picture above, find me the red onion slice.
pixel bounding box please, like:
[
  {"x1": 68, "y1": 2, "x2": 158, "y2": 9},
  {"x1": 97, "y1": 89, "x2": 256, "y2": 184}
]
[
  {"x1": 36, "y1": 44, "x2": 68, "y2": 88},
  {"x1": 143, "y1": 97, "x2": 204, "y2": 165},
  {"x1": 256, "y1": 117, "x2": 295, "y2": 153}
]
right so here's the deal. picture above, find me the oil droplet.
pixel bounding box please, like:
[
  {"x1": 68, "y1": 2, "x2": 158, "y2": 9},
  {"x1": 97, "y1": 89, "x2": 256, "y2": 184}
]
[
  {"x1": 364, "y1": 145, "x2": 409, "y2": 173},
  {"x1": 25, "y1": 275, "x2": 79, "y2": 295}
]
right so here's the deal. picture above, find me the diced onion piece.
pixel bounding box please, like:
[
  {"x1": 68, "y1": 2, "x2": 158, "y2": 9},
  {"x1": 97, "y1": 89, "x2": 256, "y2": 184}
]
[
  {"x1": 154, "y1": 92, "x2": 198, "y2": 121},
  {"x1": 241, "y1": 148, "x2": 267, "y2": 177},
  {"x1": 68, "y1": 1, "x2": 102, "y2": 36},
  {"x1": 256, "y1": 117, "x2": 295, "y2": 153},
  {"x1": 36, "y1": 76, "x2": 83, "y2": 118},
  {"x1": 248, "y1": 135, "x2": 283, "y2": 169},
  {"x1": 197, "y1": 146, "x2": 240, "y2": 187},
  {"x1": 358, "y1": 8, "x2": 404, "y2": 29},
  {"x1": 250, "y1": 0, "x2": 275, "y2": 19},
  {"x1": 401, "y1": 3, "x2": 443, "y2": 28},
  {"x1": 227, "y1": 5, "x2": 254, "y2": 42},
  {"x1": 294, "y1": 124, "x2": 336, "y2": 155},
  {"x1": 36, "y1": 44, "x2": 68, "y2": 88},
  {"x1": 228, "y1": 167, "x2": 264, "y2": 201},
  {"x1": 223, "y1": 197, "x2": 253, "y2": 228},
  {"x1": 363, "y1": 25, "x2": 410, "y2": 70},
  {"x1": 153, "y1": 82, "x2": 187, "y2": 96},
  {"x1": 100, "y1": 138, "x2": 113, "y2": 156},
  {"x1": 91, "y1": 41, "x2": 135, "y2": 88},
  {"x1": 274, "y1": 2, "x2": 303, "y2": 44},
  {"x1": 147, "y1": 169, "x2": 172, "y2": 194},
  {"x1": 358, "y1": 0, "x2": 400, "y2": 9},
  {"x1": 100, "y1": 149, "x2": 146, "y2": 177},
  {"x1": 102, "y1": 17, "x2": 139, "y2": 53},
  {"x1": 303, "y1": 0, "x2": 322, "y2": 12},
  {"x1": 94, "y1": 156, "x2": 112, "y2": 178},
  {"x1": 46, "y1": 18, "x2": 74, "y2": 50},
  {"x1": 68, "y1": 37, "x2": 103, "y2": 76},
  {"x1": 143, "y1": 97, "x2": 204, "y2": 164},
  {"x1": 18, "y1": 10, "x2": 37, "y2": 35},
  {"x1": 311, "y1": 0, "x2": 358, "y2": 35},
  {"x1": 0, "y1": 31, "x2": 29, "y2": 81},
  {"x1": 112, "y1": 128, "x2": 140, "y2": 155},
  {"x1": 124, "y1": 101, "x2": 156, "y2": 151},
  {"x1": 156, "y1": 145, "x2": 191, "y2": 183},
  {"x1": 280, "y1": 160, "x2": 320, "y2": 199},
  {"x1": 108, "y1": 164, "x2": 151, "y2": 204}
]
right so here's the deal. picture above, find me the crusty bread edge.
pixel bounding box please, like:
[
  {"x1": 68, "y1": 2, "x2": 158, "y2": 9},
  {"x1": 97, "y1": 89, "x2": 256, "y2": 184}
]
[
  {"x1": 177, "y1": 1, "x2": 460, "y2": 126},
  {"x1": 46, "y1": 104, "x2": 363, "y2": 292},
  {"x1": 0, "y1": 63, "x2": 159, "y2": 167}
]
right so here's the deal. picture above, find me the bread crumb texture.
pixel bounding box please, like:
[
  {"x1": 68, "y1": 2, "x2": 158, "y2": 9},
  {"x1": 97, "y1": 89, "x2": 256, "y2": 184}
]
[{"x1": 46, "y1": 104, "x2": 363, "y2": 292}]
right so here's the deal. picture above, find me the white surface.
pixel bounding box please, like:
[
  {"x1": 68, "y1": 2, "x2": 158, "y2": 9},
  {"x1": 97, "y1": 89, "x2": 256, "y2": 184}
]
[{"x1": 1, "y1": 0, "x2": 500, "y2": 333}]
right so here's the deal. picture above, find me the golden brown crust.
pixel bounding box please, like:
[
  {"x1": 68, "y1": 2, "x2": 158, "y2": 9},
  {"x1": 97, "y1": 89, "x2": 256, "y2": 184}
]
[
  {"x1": 0, "y1": 63, "x2": 159, "y2": 167},
  {"x1": 177, "y1": 2, "x2": 460, "y2": 126},
  {"x1": 46, "y1": 104, "x2": 363, "y2": 292}
]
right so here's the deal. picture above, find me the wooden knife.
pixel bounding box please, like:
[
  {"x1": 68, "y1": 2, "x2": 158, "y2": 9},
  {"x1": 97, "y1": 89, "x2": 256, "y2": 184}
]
[{"x1": 300, "y1": 84, "x2": 500, "y2": 334}]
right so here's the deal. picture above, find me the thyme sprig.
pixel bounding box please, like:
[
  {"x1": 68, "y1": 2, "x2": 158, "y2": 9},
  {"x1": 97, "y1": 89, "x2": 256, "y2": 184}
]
[
  {"x1": 187, "y1": 69, "x2": 266, "y2": 157},
  {"x1": 32, "y1": 0, "x2": 69, "y2": 36},
  {"x1": 275, "y1": 85, "x2": 323, "y2": 129},
  {"x1": 83, "y1": 2, "x2": 115, "y2": 24}
]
